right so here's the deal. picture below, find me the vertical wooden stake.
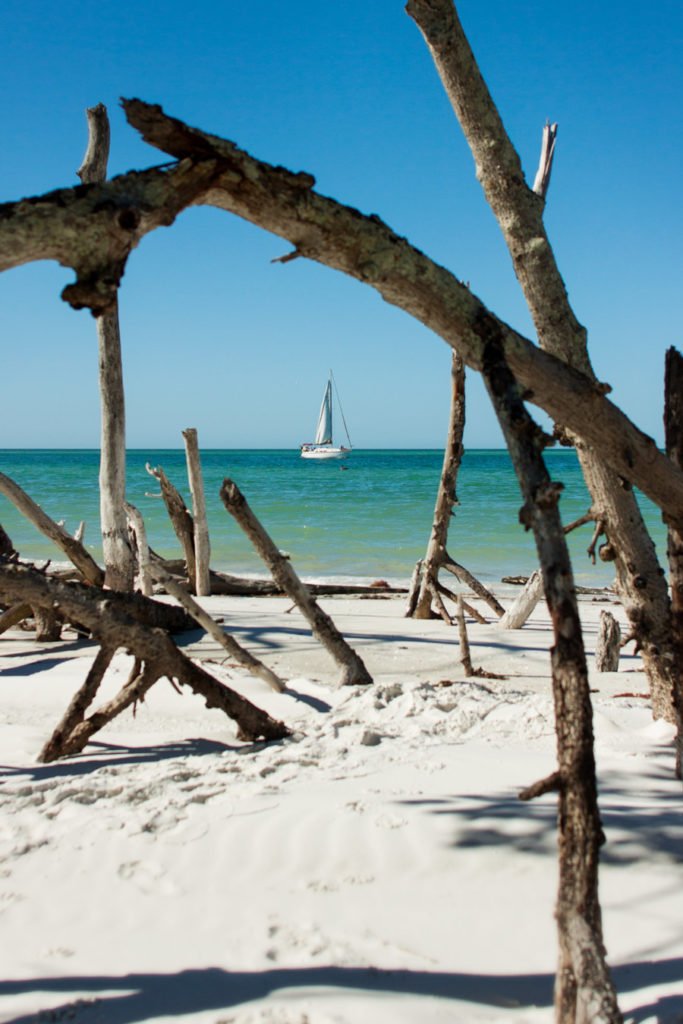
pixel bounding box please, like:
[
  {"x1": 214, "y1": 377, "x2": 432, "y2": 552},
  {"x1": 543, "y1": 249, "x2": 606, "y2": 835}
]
[
  {"x1": 456, "y1": 595, "x2": 473, "y2": 675},
  {"x1": 182, "y1": 428, "x2": 211, "y2": 597}
]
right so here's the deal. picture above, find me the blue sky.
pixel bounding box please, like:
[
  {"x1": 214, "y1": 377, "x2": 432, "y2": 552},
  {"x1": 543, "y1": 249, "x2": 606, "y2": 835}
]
[{"x1": 1, "y1": 0, "x2": 681, "y2": 449}]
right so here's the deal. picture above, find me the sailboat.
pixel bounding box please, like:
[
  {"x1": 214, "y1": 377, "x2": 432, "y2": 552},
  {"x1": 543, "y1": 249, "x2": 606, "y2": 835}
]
[{"x1": 300, "y1": 372, "x2": 352, "y2": 460}]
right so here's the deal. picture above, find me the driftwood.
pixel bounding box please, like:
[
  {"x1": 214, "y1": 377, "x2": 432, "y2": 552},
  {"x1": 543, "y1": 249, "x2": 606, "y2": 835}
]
[
  {"x1": 663, "y1": 347, "x2": 683, "y2": 777},
  {"x1": 481, "y1": 335, "x2": 620, "y2": 1022},
  {"x1": 595, "y1": 611, "x2": 621, "y2": 672},
  {"x1": 145, "y1": 462, "x2": 197, "y2": 588},
  {"x1": 406, "y1": 0, "x2": 676, "y2": 736},
  {"x1": 157, "y1": 558, "x2": 405, "y2": 598},
  {"x1": 499, "y1": 570, "x2": 544, "y2": 630},
  {"x1": 409, "y1": 352, "x2": 466, "y2": 619},
  {"x1": 182, "y1": 428, "x2": 211, "y2": 596},
  {"x1": 220, "y1": 479, "x2": 372, "y2": 687},
  {"x1": 0, "y1": 602, "x2": 33, "y2": 635},
  {"x1": 79, "y1": 103, "x2": 135, "y2": 592},
  {"x1": 149, "y1": 555, "x2": 285, "y2": 693},
  {"x1": 0, "y1": 471, "x2": 104, "y2": 586},
  {"x1": 124, "y1": 502, "x2": 153, "y2": 596},
  {"x1": 0, "y1": 564, "x2": 290, "y2": 761},
  {"x1": 0, "y1": 523, "x2": 17, "y2": 560},
  {"x1": 456, "y1": 595, "x2": 473, "y2": 675}
]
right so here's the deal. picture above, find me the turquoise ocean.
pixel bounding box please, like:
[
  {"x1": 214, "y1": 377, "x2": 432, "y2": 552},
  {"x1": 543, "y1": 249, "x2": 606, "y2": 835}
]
[{"x1": 0, "y1": 449, "x2": 667, "y2": 588}]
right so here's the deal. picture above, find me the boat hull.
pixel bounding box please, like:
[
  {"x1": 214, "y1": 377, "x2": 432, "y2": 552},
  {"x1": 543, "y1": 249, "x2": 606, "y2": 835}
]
[{"x1": 300, "y1": 446, "x2": 350, "y2": 460}]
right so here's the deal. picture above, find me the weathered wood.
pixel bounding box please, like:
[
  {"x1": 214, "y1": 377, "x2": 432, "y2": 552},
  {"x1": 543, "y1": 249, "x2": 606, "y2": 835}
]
[
  {"x1": 39, "y1": 645, "x2": 115, "y2": 762},
  {"x1": 456, "y1": 594, "x2": 473, "y2": 675},
  {"x1": 411, "y1": 352, "x2": 466, "y2": 619},
  {"x1": 78, "y1": 102, "x2": 135, "y2": 592},
  {"x1": 405, "y1": 558, "x2": 423, "y2": 616},
  {"x1": 145, "y1": 463, "x2": 197, "y2": 589},
  {"x1": 595, "y1": 611, "x2": 621, "y2": 672},
  {"x1": 481, "y1": 333, "x2": 620, "y2": 1024},
  {"x1": 1, "y1": 105, "x2": 682, "y2": 521},
  {"x1": 532, "y1": 121, "x2": 558, "y2": 199},
  {"x1": 118, "y1": 98, "x2": 683, "y2": 523},
  {"x1": 182, "y1": 428, "x2": 211, "y2": 596},
  {"x1": 34, "y1": 605, "x2": 62, "y2": 642},
  {"x1": 405, "y1": 0, "x2": 676, "y2": 736},
  {"x1": 663, "y1": 347, "x2": 683, "y2": 778},
  {"x1": 0, "y1": 564, "x2": 290, "y2": 759},
  {"x1": 159, "y1": 560, "x2": 405, "y2": 598},
  {"x1": 0, "y1": 602, "x2": 32, "y2": 635},
  {"x1": 125, "y1": 502, "x2": 153, "y2": 596},
  {"x1": 149, "y1": 555, "x2": 285, "y2": 693},
  {"x1": 0, "y1": 472, "x2": 104, "y2": 586},
  {"x1": 220, "y1": 479, "x2": 372, "y2": 687},
  {"x1": 443, "y1": 558, "x2": 504, "y2": 617},
  {"x1": 499, "y1": 570, "x2": 544, "y2": 630}
]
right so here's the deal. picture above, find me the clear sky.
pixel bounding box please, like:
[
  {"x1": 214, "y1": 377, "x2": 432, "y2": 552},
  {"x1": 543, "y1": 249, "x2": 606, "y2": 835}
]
[{"x1": 1, "y1": 0, "x2": 681, "y2": 449}]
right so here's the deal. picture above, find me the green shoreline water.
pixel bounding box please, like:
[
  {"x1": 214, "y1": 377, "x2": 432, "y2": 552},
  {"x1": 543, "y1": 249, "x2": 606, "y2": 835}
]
[{"x1": 0, "y1": 449, "x2": 667, "y2": 587}]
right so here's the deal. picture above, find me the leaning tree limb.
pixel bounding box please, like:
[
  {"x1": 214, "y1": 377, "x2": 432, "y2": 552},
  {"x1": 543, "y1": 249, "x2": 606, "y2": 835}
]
[
  {"x1": 406, "y1": 0, "x2": 677, "y2": 725},
  {"x1": 0, "y1": 471, "x2": 104, "y2": 586},
  {"x1": 481, "y1": 335, "x2": 621, "y2": 1023},
  {"x1": 220, "y1": 479, "x2": 372, "y2": 687},
  {"x1": 1, "y1": 105, "x2": 682, "y2": 522},
  {"x1": 78, "y1": 102, "x2": 135, "y2": 592},
  {"x1": 39, "y1": 645, "x2": 116, "y2": 762},
  {"x1": 0, "y1": 564, "x2": 290, "y2": 759},
  {"x1": 145, "y1": 462, "x2": 197, "y2": 589},
  {"x1": 149, "y1": 554, "x2": 286, "y2": 693}
]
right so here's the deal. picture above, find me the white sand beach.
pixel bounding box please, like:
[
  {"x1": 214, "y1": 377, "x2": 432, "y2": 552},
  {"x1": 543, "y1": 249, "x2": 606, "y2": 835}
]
[{"x1": 1, "y1": 591, "x2": 681, "y2": 1024}]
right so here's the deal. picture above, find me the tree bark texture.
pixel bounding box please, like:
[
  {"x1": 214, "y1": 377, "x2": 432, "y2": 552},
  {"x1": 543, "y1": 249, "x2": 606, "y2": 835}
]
[
  {"x1": 663, "y1": 347, "x2": 683, "y2": 777},
  {"x1": 406, "y1": 0, "x2": 677, "y2": 726},
  {"x1": 220, "y1": 479, "x2": 372, "y2": 687},
  {"x1": 412, "y1": 351, "x2": 466, "y2": 618},
  {"x1": 0, "y1": 471, "x2": 104, "y2": 586},
  {"x1": 1, "y1": 102, "x2": 681, "y2": 522},
  {"x1": 595, "y1": 611, "x2": 621, "y2": 673},
  {"x1": 0, "y1": 564, "x2": 290, "y2": 759},
  {"x1": 481, "y1": 336, "x2": 621, "y2": 1023},
  {"x1": 182, "y1": 428, "x2": 211, "y2": 596},
  {"x1": 145, "y1": 463, "x2": 197, "y2": 589},
  {"x1": 77, "y1": 103, "x2": 135, "y2": 592}
]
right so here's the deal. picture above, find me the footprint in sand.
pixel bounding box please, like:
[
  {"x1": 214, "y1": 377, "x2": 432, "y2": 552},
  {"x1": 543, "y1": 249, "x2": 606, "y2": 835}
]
[{"x1": 117, "y1": 859, "x2": 178, "y2": 895}]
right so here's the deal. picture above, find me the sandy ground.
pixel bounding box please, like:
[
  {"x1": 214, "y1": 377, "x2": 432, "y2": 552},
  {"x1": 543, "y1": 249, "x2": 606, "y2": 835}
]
[{"x1": 1, "y1": 591, "x2": 681, "y2": 1024}]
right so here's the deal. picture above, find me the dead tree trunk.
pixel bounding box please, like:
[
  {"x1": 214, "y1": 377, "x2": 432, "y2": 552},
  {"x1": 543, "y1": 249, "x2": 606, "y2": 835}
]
[
  {"x1": 663, "y1": 347, "x2": 683, "y2": 778},
  {"x1": 482, "y1": 336, "x2": 621, "y2": 1023},
  {"x1": 407, "y1": 0, "x2": 677, "y2": 728},
  {"x1": 182, "y1": 428, "x2": 211, "y2": 596},
  {"x1": 78, "y1": 103, "x2": 134, "y2": 592},
  {"x1": 220, "y1": 479, "x2": 372, "y2": 687},
  {"x1": 145, "y1": 462, "x2": 197, "y2": 588}
]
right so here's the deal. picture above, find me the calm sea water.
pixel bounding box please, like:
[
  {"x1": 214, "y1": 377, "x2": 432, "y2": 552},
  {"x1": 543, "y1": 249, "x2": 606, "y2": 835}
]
[{"x1": 0, "y1": 449, "x2": 667, "y2": 587}]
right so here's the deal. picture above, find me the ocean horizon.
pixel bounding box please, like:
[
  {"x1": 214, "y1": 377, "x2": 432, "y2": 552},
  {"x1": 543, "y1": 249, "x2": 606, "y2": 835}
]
[{"x1": 0, "y1": 448, "x2": 667, "y2": 587}]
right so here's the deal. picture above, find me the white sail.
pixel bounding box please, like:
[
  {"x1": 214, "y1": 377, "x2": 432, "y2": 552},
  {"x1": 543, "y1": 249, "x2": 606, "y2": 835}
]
[
  {"x1": 314, "y1": 380, "x2": 333, "y2": 445},
  {"x1": 301, "y1": 372, "x2": 352, "y2": 459}
]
